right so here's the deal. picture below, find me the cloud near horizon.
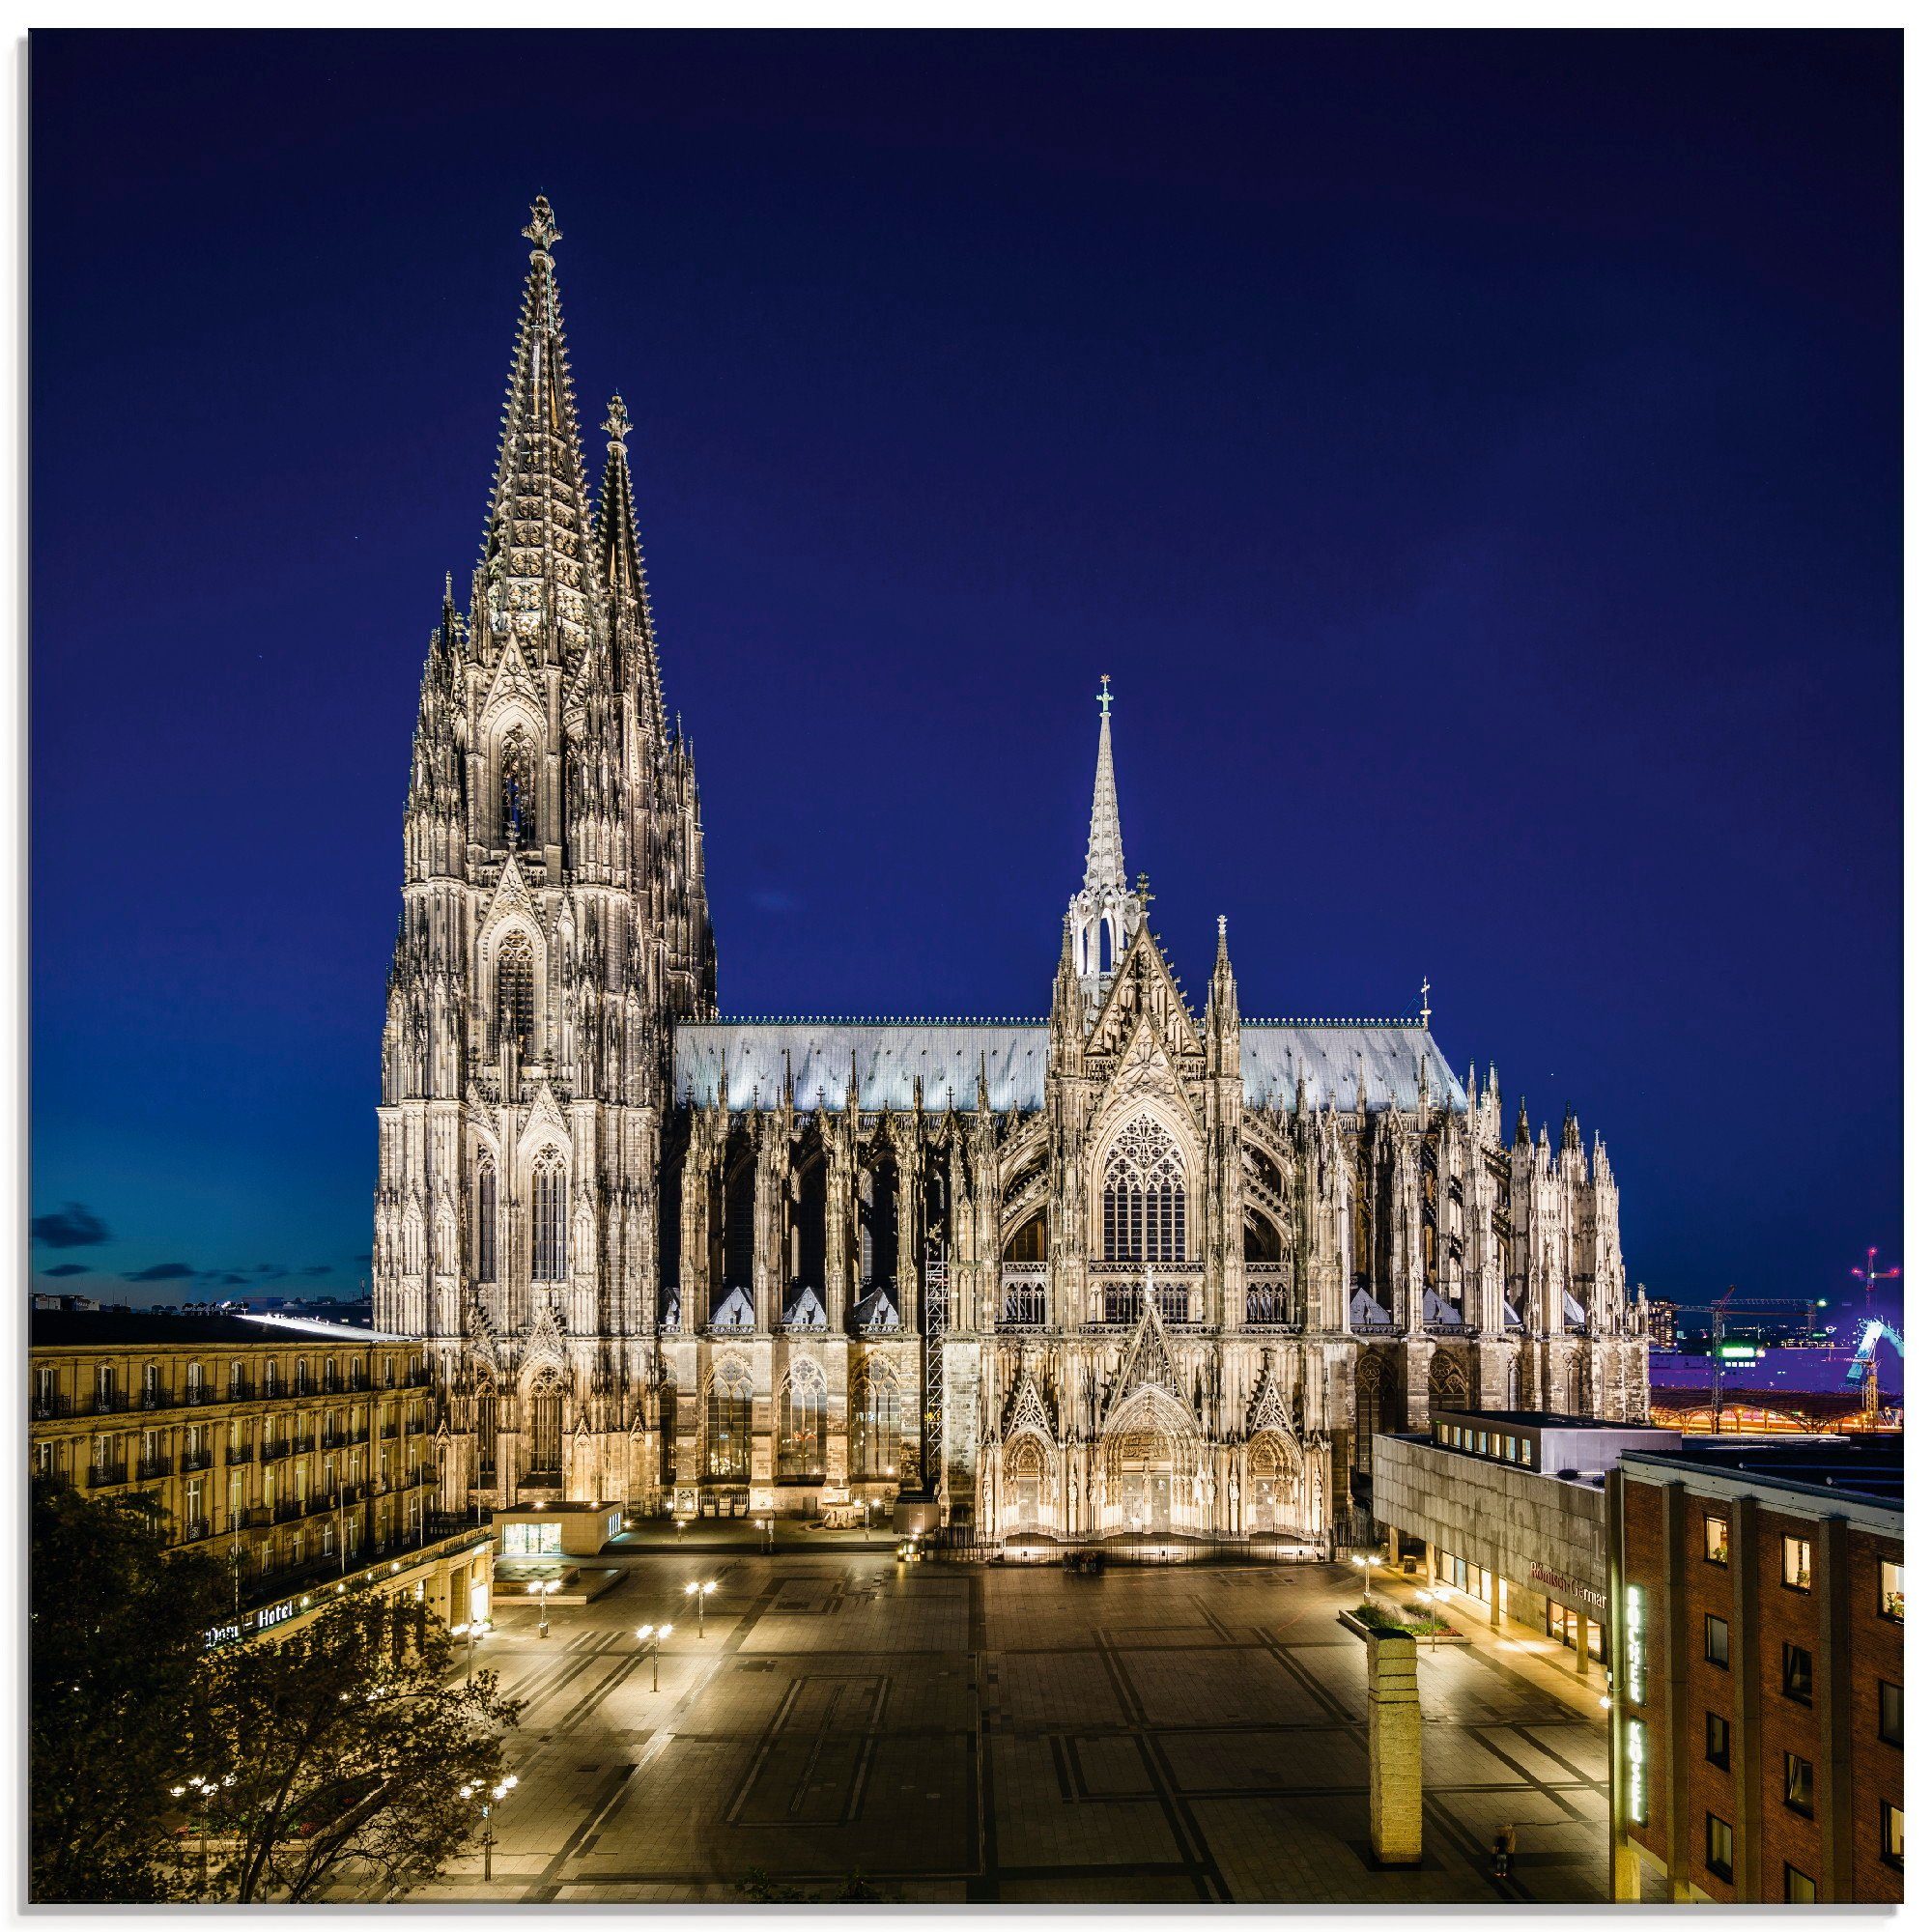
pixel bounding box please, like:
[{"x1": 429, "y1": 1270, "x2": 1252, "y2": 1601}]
[
  {"x1": 31, "y1": 1202, "x2": 110, "y2": 1247},
  {"x1": 121, "y1": 1261, "x2": 195, "y2": 1282}
]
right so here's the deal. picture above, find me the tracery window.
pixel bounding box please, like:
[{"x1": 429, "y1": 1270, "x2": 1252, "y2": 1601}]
[
  {"x1": 1100, "y1": 1116, "x2": 1188, "y2": 1263},
  {"x1": 476, "y1": 1158, "x2": 497, "y2": 1283},
  {"x1": 706, "y1": 1362, "x2": 753, "y2": 1481},
  {"x1": 475, "y1": 1383, "x2": 497, "y2": 1477},
  {"x1": 777, "y1": 1368, "x2": 827, "y2": 1482},
  {"x1": 496, "y1": 935, "x2": 535, "y2": 1056},
  {"x1": 499, "y1": 728, "x2": 537, "y2": 848},
  {"x1": 531, "y1": 1153, "x2": 567, "y2": 1281},
  {"x1": 527, "y1": 1376, "x2": 563, "y2": 1476},
  {"x1": 852, "y1": 1369, "x2": 902, "y2": 1481}
]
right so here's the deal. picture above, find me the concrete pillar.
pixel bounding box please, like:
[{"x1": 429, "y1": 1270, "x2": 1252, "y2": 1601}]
[
  {"x1": 1386, "y1": 1524, "x2": 1400, "y2": 1566},
  {"x1": 1575, "y1": 1622, "x2": 1589, "y2": 1676},
  {"x1": 1490, "y1": 1577, "x2": 1501, "y2": 1630},
  {"x1": 1366, "y1": 1629, "x2": 1423, "y2": 1865}
]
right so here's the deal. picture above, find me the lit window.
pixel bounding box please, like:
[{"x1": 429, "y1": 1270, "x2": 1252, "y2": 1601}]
[
  {"x1": 1880, "y1": 1802, "x2": 1904, "y2": 1869},
  {"x1": 1705, "y1": 1711, "x2": 1730, "y2": 1769},
  {"x1": 1879, "y1": 1558, "x2": 1903, "y2": 1622},
  {"x1": 1706, "y1": 1813, "x2": 1734, "y2": 1883},
  {"x1": 1705, "y1": 1614, "x2": 1730, "y2": 1668},
  {"x1": 1784, "y1": 1866, "x2": 1815, "y2": 1904},
  {"x1": 1783, "y1": 1752, "x2": 1813, "y2": 1816},
  {"x1": 1782, "y1": 1535, "x2": 1812, "y2": 1592},
  {"x1": 531, "y1": 1153, "x2": 567, "y2": 1282},
  {"x1": 1099, "y1": 1116, "x2": 1187, "y2": 1264},
  {"x1": 1879, "y1": 1680, "x2": 1903, "y2": 1747},
  {"x1": 1783, "y1": 1642, "x2": 1813, "y2": 1704},
  {"x1": 1704, "y1": 1516, "x2": 1729, "y2": 1566}
]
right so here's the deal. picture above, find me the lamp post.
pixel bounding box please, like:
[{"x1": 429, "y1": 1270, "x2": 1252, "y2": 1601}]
[
  {"x1": 637, "y1": 1621, "x2": 674, "y2": 1691},
  {"x1": 451, "y1": 1617, "x2": 491, "y2": 1684},
  {"x1": 460, "y1": 1773, "x2": 518, "y2": 1883},
  {"x1": 526, "y1": 1577, "x2": 560, "y2": 1638},
  {"x1": 168, "y1": 1772, "x2": 230, "y2": 1894},
  {"x1": 684, "y1": 1577, "x2": 717, "y2": 1636}
]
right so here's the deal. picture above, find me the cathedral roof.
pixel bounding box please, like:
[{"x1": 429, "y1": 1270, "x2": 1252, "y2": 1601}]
[{"x1": 671, "y1": 1017, "x2": 1465, "y2": 1114}]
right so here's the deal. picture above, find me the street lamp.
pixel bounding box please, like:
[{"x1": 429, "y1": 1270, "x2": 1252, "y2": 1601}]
[
  {"x1": 684, "y1": 1577, "x2": 717, "y2": 1636},
  {"x1": 636, "y1": 1621, "x2": 674, "y2": 1691},
  {"x1": 459, "y1": 1773, "x2": 518, "y2": 1883},
  {"x1": 526, "y1": 1577, "x2": 561, "y2": 1638},
  {"x1": 451, "y1": 1617, "x2": 492, "y2": 1684},
  {"x1": 167, "y1": 1772, "x2": 231, "y2": 1893}
]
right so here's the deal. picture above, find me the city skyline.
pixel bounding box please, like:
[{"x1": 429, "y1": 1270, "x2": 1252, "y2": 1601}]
[{"x1": 31, "y1": 31, "x2": 1900, "y2": 1321}]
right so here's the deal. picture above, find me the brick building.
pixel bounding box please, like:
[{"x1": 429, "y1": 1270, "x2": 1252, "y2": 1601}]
[
  {"x1": 30, "y1": 1309, "x2": 493, "y2": 1647},
  {"x1": 1606, "y1": 1436, "x2": 1903, "y2": 1902}
]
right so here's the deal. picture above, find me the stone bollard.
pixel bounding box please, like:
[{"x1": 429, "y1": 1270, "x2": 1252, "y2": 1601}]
[{"x1": 1366, "y1": 1627, "x2": 1423, "y2": 1865}]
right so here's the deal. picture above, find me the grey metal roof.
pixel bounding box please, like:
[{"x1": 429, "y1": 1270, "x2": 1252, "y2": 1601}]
[{"x1": 672, "y1": 1017, "x2": 1466, "y2": 1115}]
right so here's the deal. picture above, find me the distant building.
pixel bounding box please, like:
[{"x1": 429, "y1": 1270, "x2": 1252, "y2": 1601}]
[
  {"x1": 1607, "y1": 1436, "x2": 1904, "y2": 1903},
  {"x1": 1372, "y1": 1407, "x2": 1683, "y2": 1669},
  {"x1": 29, "y1": 1309, "x2": 491, "y2": 1647},
  {"x1": 1646, "y1": 1297, "x2": 1679, "y2": 1349}
]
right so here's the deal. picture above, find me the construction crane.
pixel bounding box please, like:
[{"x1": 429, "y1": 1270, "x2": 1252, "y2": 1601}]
[
  {"x1": 1667, "y1": 1289, "x2": 1831, "y2": 1435},
  {"x1": 1844, "y1": 1319, "x2": 1905, "y2": 1423}
]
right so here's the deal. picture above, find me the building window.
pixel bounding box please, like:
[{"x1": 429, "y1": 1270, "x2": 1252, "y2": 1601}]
[
  {"x1": 1879, "y1": 1558, "x2": 1903, "y2": 1622},
  {"x1": 1705, "y1": 1614, "x2": 1730, "y2": 1668},
  {"x1": 1704, "y1": 1516, "x2": 1729, "y2": 1566},
  {"x1": 1881, "y1": 1802, "x2": 1904, "y2": 1869},
  {"x1": 1784, "y1": 1866, "x2": 1816, "y2": 1904},
  {"x1": 1878, "y1": 1679, "x2": 1903, "y2": 1747},
  {"x1": 1705, "y1": 1814, "x2": 1733, "y2": 1884},
  {"x1": 776, "y1": 1370, "x2": 826, "y2": 1483},
  {"x1": 1783, "y1": 1642, "x2": 1813, "y2": 1705},
  {"x1": 527, "y1": 1378, "x2": 564, "y2": 1477},
  {"x1": 496, "y1": 935, "x2": 536, "y2": 1055},
  {"x1": 705, "y1": 1364, "x2": 752, "y2": 1482},
  {"x1": 503, "y1": 1520, "x2": 563, "y2": 1557},
  {"x1": 531, "y1": 1153, "x2": 566, "y2": 1281},
  {"x1": 1783, "y1": 1752, "x2": 1813, "y2": 1816},
  {"x1": 1705, "y1": 1712, "x2": 1730, "y2": 1770},
  {"x1": 1100, "y1": 1115, "x2": 1187, "y2": 1264},
  {"x1": 476, "y1": 1159, "x2": 497, "y2": 1282},
  {"x1": 852, "y1": 1369, "x2": 902, "y2": 1482},
  {"x1": 1782, "y1": 1535, "x2": 1812, "y2": 1592},
  {"x1": 499, "y1": 727, "x2": 537, "y2": 848}
]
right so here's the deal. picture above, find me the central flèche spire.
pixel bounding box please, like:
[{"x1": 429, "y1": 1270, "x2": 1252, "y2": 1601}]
[
  {"x1": 1084, "y1": 673, "x2": 1127, "y2": 892},
  {"x1": 1066, "y1": 675, "x2": 1141, "y2": 1004}
]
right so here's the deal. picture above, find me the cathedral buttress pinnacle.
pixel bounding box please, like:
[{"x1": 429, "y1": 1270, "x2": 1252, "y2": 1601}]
[{"x1": 595, "y1": 393, "x2": 668, "y2": 759}]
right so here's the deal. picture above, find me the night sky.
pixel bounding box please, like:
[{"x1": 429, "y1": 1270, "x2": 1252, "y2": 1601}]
[{"x1": 31, "y1": 31, "x2": 1901, "y2": 1328}]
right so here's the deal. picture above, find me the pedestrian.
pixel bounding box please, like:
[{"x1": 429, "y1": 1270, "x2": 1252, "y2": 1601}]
[{"x1": 1492, "y1": 1825, "x2": 1515, "y2": 1881}]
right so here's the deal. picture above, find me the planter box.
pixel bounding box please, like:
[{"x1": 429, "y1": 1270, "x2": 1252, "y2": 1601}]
[{"x1": 1337, "y1": 1607, "x2": 1469, "y2": 1645}]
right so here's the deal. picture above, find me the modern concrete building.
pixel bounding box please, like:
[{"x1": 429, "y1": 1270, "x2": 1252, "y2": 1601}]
[
  {"x1": 494, "y1": 1498, "x2": 623, "y2": 1559},
  {"x1": 1606, "y1": 1436, "x2": 1904, "y2": 1903},
  {"x1": 1371, "y1": 1407, "x2": 1683, "y2": 1668},
  {"x1": 30, "y1": 1308, "x2": 493, "y2": 1647}
]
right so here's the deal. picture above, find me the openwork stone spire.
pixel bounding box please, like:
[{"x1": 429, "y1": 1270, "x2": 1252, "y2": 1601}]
[
  {"x1": 595, "y1": 392, "x2": 668, "y2": 755},
  {"x1": 476, "y1": 195, "x2": 598, "y2": 667}
]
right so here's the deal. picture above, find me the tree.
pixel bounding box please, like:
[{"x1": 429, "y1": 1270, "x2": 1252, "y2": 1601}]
[
  {"x1": 186, "y1": 1597, "x2": 521, "y2": 1901},
  {"x1": 29, "y1": 1483, "x2": 228, "y2": 1901}
]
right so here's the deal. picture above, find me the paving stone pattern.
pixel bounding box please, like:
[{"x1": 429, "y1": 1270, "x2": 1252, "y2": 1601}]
[{"x1": 411, "y1": 1554, "x2": 1634, "y2": 1904}]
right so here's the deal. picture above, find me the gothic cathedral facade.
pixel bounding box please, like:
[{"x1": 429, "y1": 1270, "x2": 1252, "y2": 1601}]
[{"x1": 374, "y1": 202, "x2": 1650, "y2": 1548}]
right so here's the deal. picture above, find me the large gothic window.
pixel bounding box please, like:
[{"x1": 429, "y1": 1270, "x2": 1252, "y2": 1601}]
[
  {"x1": 777, "y1": 1368, "x2": 827, "y2": 1482},
  {"x1": 527, "y1": 1375, "x2": 563, "y2": 1477},
  {"x1": 475, "y1": 1382, "x2": 497, "y2": 1478},
  {"x1": 500, "y1": 728, "x2": 537, "y2": 848},
  {"x1": 1101, "y1": 1116, "x2": 1188, "y2": 1263},
  {"x1": 476, "y1": 1158, "x2": 497, "y2": 1283},
  {"x1": 496, "y1": 935, "x2": 535, "y2": 1055},
  {"x1": 706, "y1": 1362, "x2": 752, "y2": 1481},
  {"x1": 531, "y1": 1153, "x2": 567, "y2": 1282},
  {"x1": 852, "y1": 1368, "x2": 901, "y2": 1481}
]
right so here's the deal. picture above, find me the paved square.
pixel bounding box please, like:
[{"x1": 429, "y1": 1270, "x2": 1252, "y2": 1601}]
[{"x1": 414, "y1": 1553, "x2": 1647, "y2": 1904}]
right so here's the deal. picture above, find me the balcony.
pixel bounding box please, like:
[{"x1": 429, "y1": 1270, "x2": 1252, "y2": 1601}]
[
  {"x1": 262, "y1": 1439, "x2": 294, "y2": 1463},
  {"x1": 291, "y1": 1434, "x2": 317, "y2": 1456},
  {"x1": 185, "y1": 1384, "x2": 221, "y2": 1407},
  {"x1": 135, "y1": 1455, "x2": 172, "y2": 1481},
  {"x1": 139, "y1": 1387, "x2": 178, "y2": 1412},
  {"x1": 90, "y1": 1392, "x2": 129, "y2": 1416},
  {"x1": 181, "y1": 1449, "x2": 214, "y2": 1473},
  {"x1": 999, "y1": 1267, "x2": 1047, "y2": 1329},
  {"x1": 181, "y1": 1518, "x2": 213, "y2": 1543},
  {"x1": 273, "y1": 1498, "x2": 306, "y2": 1523},
  {"x1": 227, "y1": 1442, "x2": 258, "y2": 1464},
  {"x1": 87, "y1": 1463, "x2": 128, "y2": 1490},
  {"x1": 1244, "y1": 1283, "x2": 1297, "y2": 1327},
  {"x1": 31, "y1": 1394, "x2": 73, "y2": 1420}
]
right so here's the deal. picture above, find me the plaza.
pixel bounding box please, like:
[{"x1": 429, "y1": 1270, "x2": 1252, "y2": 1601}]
[{"x1": 417, "y1": 1548, "x2": 1662, "y2": 1904}]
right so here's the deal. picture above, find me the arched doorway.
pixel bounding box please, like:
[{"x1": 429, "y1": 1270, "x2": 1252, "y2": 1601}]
[
  {"x1": 1101, "y1": 1390, "x2": 1200, "y2": 1535},
  {"x1": 1004, "y1": 1434, "x2": 1051, "y2": 1532},
  {"x1": 1247, "y1": 1431, "x2": 1291, "y2": 1534}
]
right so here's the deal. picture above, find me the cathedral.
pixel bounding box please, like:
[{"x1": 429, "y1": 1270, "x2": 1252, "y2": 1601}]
[{"x1": 373, "y1": 200, "x2": 1650, "y2": 1549}]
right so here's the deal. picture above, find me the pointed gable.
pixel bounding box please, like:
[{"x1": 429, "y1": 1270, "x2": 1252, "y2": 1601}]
[
  {"x1": 1246, "y1": 1359, "x2": 1294, "y2": 1438},
  {"x1": 1003, "y1": 1365, "x2": 1056, "y2": 1441},
  {"x1": 1088, "y1": 923, "x2": 1202, "y2": 1067},
  {"x1": 1104, "y1": 1280, "x2": 1184, "y2": 1423}
]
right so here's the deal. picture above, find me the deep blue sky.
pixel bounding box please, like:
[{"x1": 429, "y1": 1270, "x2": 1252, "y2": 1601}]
[{"x1": 31, "y1": 31, "x2": 1901, "y2": 1325}]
